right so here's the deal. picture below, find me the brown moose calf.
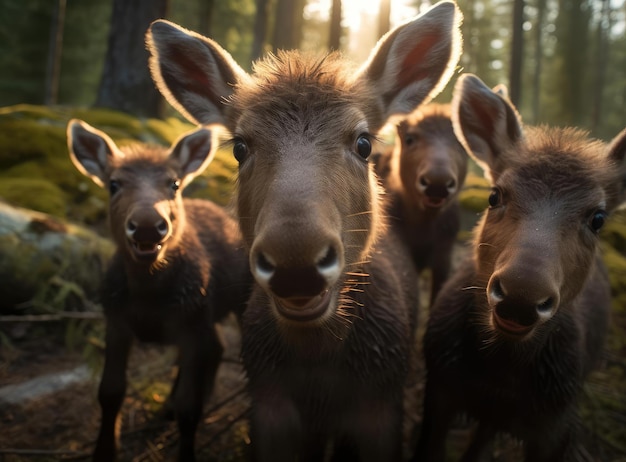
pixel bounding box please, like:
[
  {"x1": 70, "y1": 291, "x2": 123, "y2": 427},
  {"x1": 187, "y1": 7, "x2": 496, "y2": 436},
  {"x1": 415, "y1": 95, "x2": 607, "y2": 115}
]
[
  {"x1": 413, "y1": 74, "x2": 626, "y2": 462},
  {"x1": 67, "y1": 121, "x2": 251, "y2": 462},
  {"x1": 376, "y1": 104, "x2": 468, "y2": 304},
  {"x1": 147, "y1": 2, "x2": 462, "y2": 460}
]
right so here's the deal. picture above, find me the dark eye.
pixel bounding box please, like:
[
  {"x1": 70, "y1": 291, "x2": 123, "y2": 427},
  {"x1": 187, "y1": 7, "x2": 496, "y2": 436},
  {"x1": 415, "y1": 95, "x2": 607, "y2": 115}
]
[
  {"x1": 233, "y1": 138, "x2": 248, "y2": 163},
  {"x1": 488, "y1": 188, "x2": 501, "y2": 207},
  {"x1": 355, "y1": 135, "x2": 372, "y2": 160},
  {"x1": 589, "y1": 210, "x2": 608, "y2": 232},
  {"x1": 171, "y1": 179, "x2": 180, "y2": 193},
  {"x1": 404, "y1": 135, "x2": 416, "y2": 146},
  {"x1": 109, "y1": 179, "x2": 120, "y2": 196}
]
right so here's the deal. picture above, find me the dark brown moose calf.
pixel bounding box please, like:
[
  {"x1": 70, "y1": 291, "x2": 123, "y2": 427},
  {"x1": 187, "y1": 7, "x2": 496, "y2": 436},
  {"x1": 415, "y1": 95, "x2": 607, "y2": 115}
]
[
  {"x1": 67, "y1": 121, "x2": 251, "y2": 461},
  {"x1": 376, "y1": 104, "x2": 468, "y2": 304},
  {"x1": 413, "y1": 74, "x2": 626, "y2": 462},
  {"x1": 147, "y1": 2, "x2": 462, "y2": 460}
]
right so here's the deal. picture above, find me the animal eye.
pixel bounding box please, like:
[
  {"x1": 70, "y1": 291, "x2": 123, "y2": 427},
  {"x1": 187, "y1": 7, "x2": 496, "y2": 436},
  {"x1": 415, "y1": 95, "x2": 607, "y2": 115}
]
[
  {"x1": 233, "y1": 138, "x2": 248, "y2": 163},
  {"x1": 488, "y1": 188, "x2": 501, "y2": 207},
  {"x1": 171, "y1": 179, "x2": 180, "y2": 192},
  {"x1": 404, "y1": 135, "x2": 416, "y2": 146},
  {"x1": 355, "y1": 135, "x2": 372, "y2": 160},
  {"x1": 589, "y1": 210, "x2": 608, "y2": 232},
  {"x1": 109, "y1": 179, "x2": 121, "y2": 196}
]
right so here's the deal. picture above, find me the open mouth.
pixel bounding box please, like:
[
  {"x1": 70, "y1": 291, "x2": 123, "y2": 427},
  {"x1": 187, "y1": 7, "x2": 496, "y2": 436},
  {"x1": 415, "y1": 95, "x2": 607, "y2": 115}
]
[
  {"x1": 423, "y1": 196, "x2": 447, "y2": 208},
  {"x1": 273, "y1": 290, "x2": 333, "y2": 323},
  {"x1": 492, "y1": 313, "x2": 534, "y2": 337},
  {"x1": 129, "y1": 240, "x2": 163, "y2": 260}
]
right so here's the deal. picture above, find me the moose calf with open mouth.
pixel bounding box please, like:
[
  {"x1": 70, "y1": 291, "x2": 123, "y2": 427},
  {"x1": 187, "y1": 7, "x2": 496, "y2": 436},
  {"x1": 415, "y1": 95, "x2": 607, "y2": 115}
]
[
  {"x1": 147, "y1": 2, "x2": 462, "y2": 460},
  {"x1": 414, "y1": 73, "x2": 626, "y2": 462},
  {"x1": 68, "y1": 121, "x2": 251, "y2": 461}
]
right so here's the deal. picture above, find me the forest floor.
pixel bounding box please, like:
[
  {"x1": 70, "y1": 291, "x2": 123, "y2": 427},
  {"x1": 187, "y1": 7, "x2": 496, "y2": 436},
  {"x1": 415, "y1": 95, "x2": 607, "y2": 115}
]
[{"x1": 1, "y1": 243, "x2": 626, "y2": 462}]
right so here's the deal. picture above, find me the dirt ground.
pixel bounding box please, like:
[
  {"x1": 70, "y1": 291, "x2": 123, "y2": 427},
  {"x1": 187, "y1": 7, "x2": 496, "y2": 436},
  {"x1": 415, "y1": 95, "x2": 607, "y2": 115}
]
[{"x1": 1, "y1": 264, "x2": 626, "y2": 462}]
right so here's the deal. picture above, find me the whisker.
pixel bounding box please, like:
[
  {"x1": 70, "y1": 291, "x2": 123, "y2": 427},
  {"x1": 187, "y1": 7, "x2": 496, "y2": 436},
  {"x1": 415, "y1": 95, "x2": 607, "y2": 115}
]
[
  {"x1": 345, "y1": 210, "x2": 374, "y2": 218},
  {"x1": 345, "y1": 272, "x2": 369, "y2": 277}
]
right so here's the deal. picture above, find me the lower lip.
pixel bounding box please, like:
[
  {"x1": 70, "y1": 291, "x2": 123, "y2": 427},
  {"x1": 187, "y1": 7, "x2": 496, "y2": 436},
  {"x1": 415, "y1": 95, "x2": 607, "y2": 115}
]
[
  {"x1": 492, "y1": 313, "x2": 533, "y2": 336},
  {"x1": 423, "y1": 197, "x2": 446, "y2": 208},
  {"x1": 274, "y1": 290, "x2": 332, "y2": 322}
]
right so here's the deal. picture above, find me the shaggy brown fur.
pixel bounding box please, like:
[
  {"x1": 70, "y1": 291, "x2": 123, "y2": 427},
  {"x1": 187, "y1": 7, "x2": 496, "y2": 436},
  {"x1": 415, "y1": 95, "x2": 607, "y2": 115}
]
[
  {"x1": 376, "y1": 103, "x2": 468, "y2": 305},
  {"x1": 413, "y1": 74, "x2": 626, "y2": 462},
  {"x1": 68, "y1": 121, "x2": 251, "y2": 462},
  {"x1": 147, "y1": 3, "x2": 462, "y2": 460}
]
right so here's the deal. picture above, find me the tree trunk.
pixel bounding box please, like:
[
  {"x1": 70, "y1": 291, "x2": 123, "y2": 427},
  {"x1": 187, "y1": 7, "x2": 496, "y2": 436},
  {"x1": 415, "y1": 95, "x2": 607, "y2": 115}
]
[
  {"x1": 591, "y1": 0, "x2": 611, "y2": 132},
  {"x1": 95, "y1": 0, "x2": 168, "y2": 118},
  {"x1": 44, "y1": 0, "x2": 66, "y2": 105},
  {"x1": 329, "y1": 0, "x2": 342, "y2": 50},
  {"x1": 509, "y1": 0, "x2": 524, "y2": 107},
  {"x1": 378, "y1": 0, "x2": 391, "y2": 39},
  {"x1": 531, "y1": 0, "x2": 546, "y2": 123},
  {"x1": 251, "y1": 0, "x2": 270, "y2": 61},
  {"x1": 197, "y1": 0, "x2": 215, "y2": 37},
  {"x1": 272, "y1": 0, "x2": 305, "y2": 52}
]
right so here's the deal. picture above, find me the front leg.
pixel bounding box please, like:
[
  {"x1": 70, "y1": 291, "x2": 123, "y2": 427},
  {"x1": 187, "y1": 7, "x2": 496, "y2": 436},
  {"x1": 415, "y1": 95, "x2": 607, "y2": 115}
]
[
  {"x1": 461, "y1": 422, "x2": 495, "y2": 462},
  {"x1": 249, "y1": 383, "x2": 303, "y2": 462},
  {"x1": 412, "y1": 378, "x2": 456, "y2": 462},
  {"x1": 93, "y1": 319, "x2": 133, "y2": 462},
  {"x1": 334, "y1": 394, "x2": 404, "y2": 462},
  {"x1": 174, "y1": 325, "x2": 224, "y2": 462}
]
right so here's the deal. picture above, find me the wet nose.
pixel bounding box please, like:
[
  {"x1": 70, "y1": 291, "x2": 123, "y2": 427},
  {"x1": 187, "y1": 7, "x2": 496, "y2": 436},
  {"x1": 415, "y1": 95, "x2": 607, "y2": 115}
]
[
  {"x1": 125, "y1": 211, "x2": 169, "y2": 243},
  {"x1": 417, "y1": 168, "x2": 457, "y2": 199},
  {"x1": 253, "y1": 245, "x2": 341, "y2": 303},
  {"x1": 488, "y1": 272, "x2": 560, "y2": 329}
]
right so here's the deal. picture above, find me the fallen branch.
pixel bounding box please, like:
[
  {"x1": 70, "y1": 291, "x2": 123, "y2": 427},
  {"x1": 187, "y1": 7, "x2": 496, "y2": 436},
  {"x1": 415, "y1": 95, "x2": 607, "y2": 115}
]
[{"x1": 0, "y1": 311, "x2": 104, "y2": 322}]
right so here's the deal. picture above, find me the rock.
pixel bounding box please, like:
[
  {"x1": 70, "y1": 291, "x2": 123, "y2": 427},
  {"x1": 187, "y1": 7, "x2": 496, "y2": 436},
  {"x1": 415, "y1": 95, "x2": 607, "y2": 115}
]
[{"x1": 0, "y1": 201, "x2": 114, "y2": 314}]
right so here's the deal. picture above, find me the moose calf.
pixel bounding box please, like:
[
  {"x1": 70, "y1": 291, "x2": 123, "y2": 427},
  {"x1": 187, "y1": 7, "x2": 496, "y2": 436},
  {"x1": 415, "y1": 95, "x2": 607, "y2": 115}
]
[
  {"x1": 67, "y1": 121, "x2": 250, "y2": 461},
  {"x1": 147, "y1": 2, "x2": 462, "y2": 460},
  {"x1": 413, "y1": 74, "x2": 626, "y2": 461},
  {"x1": 376, "y1": 104, "x2": 468, "y2": 304}
]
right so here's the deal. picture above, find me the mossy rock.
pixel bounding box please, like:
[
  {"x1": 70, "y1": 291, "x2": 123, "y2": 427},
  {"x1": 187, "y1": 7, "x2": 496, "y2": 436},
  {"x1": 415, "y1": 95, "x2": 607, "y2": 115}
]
[
  {"x1": 0, "y1": 178, "x2": 68, "y2": 218},
  {"x1": 0, "y1": 202, "x2": 114, "y2": 313}
]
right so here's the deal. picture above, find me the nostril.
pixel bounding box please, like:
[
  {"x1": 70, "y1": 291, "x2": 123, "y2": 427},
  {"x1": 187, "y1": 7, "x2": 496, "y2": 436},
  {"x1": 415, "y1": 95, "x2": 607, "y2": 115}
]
[
  {"x1": 490, "y1": 278, "x2": 506, "y2": 302},
  {"x1": 537, "y1": 297, "x2": 554, "y2": 314},
  {"x1": 256, "y1": 252, "x2": 276, "y2": 276},
  {"x1": 317, "y1": 246, "x2": 337, "y2": 270},
  {"x1": 446, "y1": 178, "x2": 456, "y2": 190},
  {"x1": 126, "y1": 220, "x2": 137, "y2": 236},
  {"x1": 419, "y1": 175, "x2": 429, "y2": 188},
  {"x1": 156, "y1": 219, "x2": 168, "y2": 237},
  {"x1": 316, "y1": 245, "x2": 341, "y2": 283}
]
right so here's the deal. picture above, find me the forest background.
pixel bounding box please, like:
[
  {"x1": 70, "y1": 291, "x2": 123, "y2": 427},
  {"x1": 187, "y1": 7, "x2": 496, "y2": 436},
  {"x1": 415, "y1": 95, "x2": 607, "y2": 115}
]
[
  {"x1": 1, "y1": 0, "x2": 625, "y2": 140},
  {"x1": 1, "y1": 0, "x2": 626, "y2": 459}
]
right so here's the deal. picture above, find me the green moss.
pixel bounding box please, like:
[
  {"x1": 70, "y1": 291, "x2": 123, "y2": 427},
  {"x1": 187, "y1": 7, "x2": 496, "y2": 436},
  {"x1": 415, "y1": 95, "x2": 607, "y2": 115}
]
[
  {"x1": 0, "y1": 178, "x2": 68, "y2": 217},
  {"x1": 603, "y1": 209, "x2": 626, "y2": 253},
  {"x1": 459, "y1": 187, "x2": 489, "y2": 213},
  {"x1": 145, "y1": 116, "x2": 196, "y2": 145},
  {"x1": 600, "y1": 242, "x2": 626, "y2": 299}
]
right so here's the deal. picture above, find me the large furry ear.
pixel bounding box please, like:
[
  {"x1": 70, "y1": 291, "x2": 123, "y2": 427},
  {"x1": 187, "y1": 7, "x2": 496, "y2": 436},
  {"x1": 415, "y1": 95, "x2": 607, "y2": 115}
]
[
  {"x1": 607, "y1": 127, "x2": 626, "y2": 209},
  {"x1": 169, "y1": 127, "x2": 216, "y2": 188},
  {"x1": 356, "y1": 1, "x2": 462, "y2": 123},
  {"x1": 146, "y1": 20, "x2": 248, "y2": 126},
  {"x1": 67, "y1": 119, "x2": 121, "y2": 188},
  {"x1": 451, "y1": 73, "x2": 523, "y2": 182}
]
